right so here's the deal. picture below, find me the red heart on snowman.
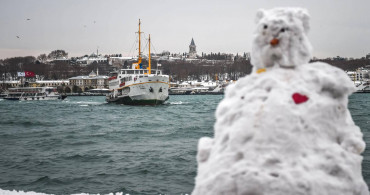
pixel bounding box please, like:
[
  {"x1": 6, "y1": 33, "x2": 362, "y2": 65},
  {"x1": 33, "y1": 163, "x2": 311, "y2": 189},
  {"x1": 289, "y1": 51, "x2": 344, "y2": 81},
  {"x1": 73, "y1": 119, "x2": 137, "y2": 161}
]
[{"x1": 292, "y1": 93, "x2": 309, "y2": 104}]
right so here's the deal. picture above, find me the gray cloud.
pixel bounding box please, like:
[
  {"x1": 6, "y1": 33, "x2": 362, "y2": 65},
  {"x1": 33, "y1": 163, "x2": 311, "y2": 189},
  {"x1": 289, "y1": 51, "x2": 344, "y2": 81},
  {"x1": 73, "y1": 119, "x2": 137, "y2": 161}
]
[{"x1": 0, "y1": 0, "x2": 369, "y2": 59}]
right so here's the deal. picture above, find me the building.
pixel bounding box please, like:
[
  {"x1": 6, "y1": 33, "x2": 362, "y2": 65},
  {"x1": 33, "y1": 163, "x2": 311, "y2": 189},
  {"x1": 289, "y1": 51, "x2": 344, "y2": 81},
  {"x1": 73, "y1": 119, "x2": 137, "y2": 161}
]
[
  {"x1": 347, "y1": 68, "x2": 369, "y2": 82},
  {"x1": 0, "y1": 80, "x2": 70, "y2": 89},
  {"x1": 76, "y1": 53, "x2": 108, "y2": 66},
  {"x1": 333, "y1": 56, "x2": 346, "y2": 61},
  {"x1": 245, "y1": 52, "x2": 251, "y2": 61},
  {"x1": 48, "y1": 57, "x2": 70, "y2": 64},
  {"x1": 188, "y1": 38, "x2": 197, "y2": 59},
  {"x1": 31, "y1": 80, "x2": 69, "y2": 87},
  {"x1": 108, "y1": 56, "x2": 135, "y2": 68},
  {"x1": 69, "y1": 70, "x2": 108, "y2": 91}
]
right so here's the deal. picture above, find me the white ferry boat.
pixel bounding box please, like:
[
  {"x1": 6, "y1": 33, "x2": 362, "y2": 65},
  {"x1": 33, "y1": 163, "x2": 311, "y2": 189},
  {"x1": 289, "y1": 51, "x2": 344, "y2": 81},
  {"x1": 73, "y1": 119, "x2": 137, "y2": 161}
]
[
  {"x1": 106, "y1": 20, "x2": 169, "y2": 105},
  {"x1": 347, "y1": 69, "x2": 370, "y2": 93},
  {"x1": 354, "y1": 81, "x2": 370, "y2": 93},
  {"x1": 4, "y1": 87, "x2": 67, "y2": 101}
]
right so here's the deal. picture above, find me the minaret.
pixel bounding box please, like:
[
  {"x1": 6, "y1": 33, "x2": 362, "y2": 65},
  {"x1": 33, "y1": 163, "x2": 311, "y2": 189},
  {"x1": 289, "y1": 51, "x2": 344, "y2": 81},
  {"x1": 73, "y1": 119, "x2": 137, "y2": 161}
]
[{"x1": 189, "y1": 38, "x2": 197, "y2": 59}]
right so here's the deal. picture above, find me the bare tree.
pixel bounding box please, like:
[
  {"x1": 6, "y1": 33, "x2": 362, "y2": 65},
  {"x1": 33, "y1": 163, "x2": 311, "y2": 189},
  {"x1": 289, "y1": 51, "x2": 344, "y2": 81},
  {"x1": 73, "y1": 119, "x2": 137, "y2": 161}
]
[
  {"x1": 37, "y1": 54, "x2": 47, "y2": 63},
  {"x1": 47, "y1": 50, "x2": 68, "y2": 60}
]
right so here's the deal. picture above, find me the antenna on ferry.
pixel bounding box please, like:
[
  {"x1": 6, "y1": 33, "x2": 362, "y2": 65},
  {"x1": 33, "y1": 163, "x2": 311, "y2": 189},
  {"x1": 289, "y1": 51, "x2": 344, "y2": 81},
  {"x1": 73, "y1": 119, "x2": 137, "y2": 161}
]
[
  {"x1": 136, "y1": 19, "x2": 143, "y2": 68},
  {"x1": 148, "y1": 34, "x2": 151, "y2": 74}
]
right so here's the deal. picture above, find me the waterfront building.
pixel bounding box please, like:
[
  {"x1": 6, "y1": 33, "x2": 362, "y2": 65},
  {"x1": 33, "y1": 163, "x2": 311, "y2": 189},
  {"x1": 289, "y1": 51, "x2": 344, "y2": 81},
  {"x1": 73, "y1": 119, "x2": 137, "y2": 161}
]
[
  {"x1": 347, "y1": 68, "x2": 369, "y2": 82},
  {"x1": 31, "y1": 80, "x2": 69, "y2": 87},
  {"x1": 0, "y1": 79, "x2": 69, "y2": 89},
  {"x1": 68, "y1": 70, "x2": 108, "y2": 91}
]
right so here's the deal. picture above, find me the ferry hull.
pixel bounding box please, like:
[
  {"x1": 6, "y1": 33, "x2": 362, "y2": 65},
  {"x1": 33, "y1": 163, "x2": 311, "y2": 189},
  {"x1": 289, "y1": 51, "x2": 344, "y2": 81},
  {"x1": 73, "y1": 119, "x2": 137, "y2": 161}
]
[
  {"x1": 106, "y1": 77, "x2": 168, "y2": 105},
  {"x1": 107, "y1": 95, "x2": 168, "y2": 105},
  {"x1": 3, "y1": 97, "x2": 20, "y2": 101}
]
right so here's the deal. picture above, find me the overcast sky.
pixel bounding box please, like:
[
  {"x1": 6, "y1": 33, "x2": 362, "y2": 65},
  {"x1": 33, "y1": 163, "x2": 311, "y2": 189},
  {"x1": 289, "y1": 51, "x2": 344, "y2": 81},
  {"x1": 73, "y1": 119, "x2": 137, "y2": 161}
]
[{"x1": 1, "y1": 0, "x2": 370, "y2": 59}]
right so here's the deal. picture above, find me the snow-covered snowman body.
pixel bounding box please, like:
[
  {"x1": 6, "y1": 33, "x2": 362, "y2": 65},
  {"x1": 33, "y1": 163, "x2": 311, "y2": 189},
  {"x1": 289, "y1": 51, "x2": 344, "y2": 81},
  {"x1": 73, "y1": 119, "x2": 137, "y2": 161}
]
[
  {"x1": 193, "y1": 8, "x2": 368, "y2": 195},
  {"x1": 251, "y1": 8, "x2": 312, "y2": 70}
]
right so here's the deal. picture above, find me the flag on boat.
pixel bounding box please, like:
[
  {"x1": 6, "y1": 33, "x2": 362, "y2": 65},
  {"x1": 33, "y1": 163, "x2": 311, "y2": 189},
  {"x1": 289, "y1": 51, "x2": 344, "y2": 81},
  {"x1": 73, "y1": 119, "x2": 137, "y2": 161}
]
[
  {"x1": 25, "y1": 71, "x2": 35, "y2": 77},
  {"x1": 17, "y1": 72, "x2": 25, "y2": 77}
]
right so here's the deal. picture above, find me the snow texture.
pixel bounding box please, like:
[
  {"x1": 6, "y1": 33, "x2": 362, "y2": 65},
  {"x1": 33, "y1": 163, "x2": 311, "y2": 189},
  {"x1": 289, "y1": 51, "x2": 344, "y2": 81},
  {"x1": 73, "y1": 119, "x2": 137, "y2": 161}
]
[
  {"x1": 193, "y1": 7, "x2": 368, "y2": 195},
  {"x1": 251, "y1": 7, "x2": 312, "y2": 70}
]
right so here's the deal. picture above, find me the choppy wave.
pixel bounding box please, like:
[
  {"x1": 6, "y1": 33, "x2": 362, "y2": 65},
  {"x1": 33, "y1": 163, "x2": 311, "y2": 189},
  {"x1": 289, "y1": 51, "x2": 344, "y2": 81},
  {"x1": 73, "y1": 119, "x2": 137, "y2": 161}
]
[
  {"x1": 169, "y1": 101, "x2": 187, "y2": 105},
  {"x1": 75, "y1": 101, "x2": 106, "y2": 105},
  {"x1": 0, "y1": 95, "x2": 217, "y2": 194},
  {"x1": 0, "y1": 94, "x2": 368, "y2": 194},
  {"x1": 0, "y1": 189, "x2": 125, "y2": 195}
]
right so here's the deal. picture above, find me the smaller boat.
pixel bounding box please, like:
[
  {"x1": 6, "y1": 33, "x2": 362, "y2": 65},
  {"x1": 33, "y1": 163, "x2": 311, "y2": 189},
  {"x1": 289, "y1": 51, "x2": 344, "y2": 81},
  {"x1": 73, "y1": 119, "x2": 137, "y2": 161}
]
[
  {"x1": 3, "y1": 87, "x2": 67, "y2": 101},
  {"x1": 355, "y1": 82, "x2": 370, "y2": 93}
]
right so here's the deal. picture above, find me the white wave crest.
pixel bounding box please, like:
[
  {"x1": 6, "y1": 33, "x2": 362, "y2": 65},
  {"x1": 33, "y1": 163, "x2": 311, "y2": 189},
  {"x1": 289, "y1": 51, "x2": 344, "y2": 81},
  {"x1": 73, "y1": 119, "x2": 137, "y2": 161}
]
[
  {"x1": 76, "y1": 101, "x2": 105, "y2": 105},
  {"x1": 169, "y1": 101, "x2": 187, "y2": 105}
]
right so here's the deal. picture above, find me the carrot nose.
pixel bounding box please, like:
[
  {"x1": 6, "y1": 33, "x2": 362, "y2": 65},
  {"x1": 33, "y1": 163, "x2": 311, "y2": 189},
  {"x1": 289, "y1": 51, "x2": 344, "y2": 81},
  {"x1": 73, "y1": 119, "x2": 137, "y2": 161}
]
[{"x1": 270, "y1": 38, "x2": 279, "y2": 46}]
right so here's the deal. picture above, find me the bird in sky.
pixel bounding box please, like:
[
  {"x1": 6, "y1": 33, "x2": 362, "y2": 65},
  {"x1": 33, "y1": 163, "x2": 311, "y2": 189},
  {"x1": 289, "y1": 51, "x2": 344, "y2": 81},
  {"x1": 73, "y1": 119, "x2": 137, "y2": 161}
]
[
  {"x1": 16, "y1": 36, "x2": 20, "y2": 39},
  {"x1": 94, "y1": 21, "x2": 96, "y2": 24},
  {"x1": 26, "y1": 18, "x2": 30, "y2": 21}
]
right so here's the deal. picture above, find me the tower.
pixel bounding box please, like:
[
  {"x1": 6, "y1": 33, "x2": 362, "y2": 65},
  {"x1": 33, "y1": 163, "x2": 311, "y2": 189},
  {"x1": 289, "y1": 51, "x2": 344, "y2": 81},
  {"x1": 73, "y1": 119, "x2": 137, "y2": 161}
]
[{"x1": 189, "y1": 38, "x2": 197, "y2": 59}]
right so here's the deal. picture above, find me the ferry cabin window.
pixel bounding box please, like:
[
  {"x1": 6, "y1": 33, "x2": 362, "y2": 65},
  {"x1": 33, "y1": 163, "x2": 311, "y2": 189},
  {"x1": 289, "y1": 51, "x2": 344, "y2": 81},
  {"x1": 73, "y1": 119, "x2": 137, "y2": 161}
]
[
  {"x1": 127, "y1": 70, "x2": 134, "y2": 74},
  {"x1": 120, "y1": 77, "x2": 132, "y2": 82}
]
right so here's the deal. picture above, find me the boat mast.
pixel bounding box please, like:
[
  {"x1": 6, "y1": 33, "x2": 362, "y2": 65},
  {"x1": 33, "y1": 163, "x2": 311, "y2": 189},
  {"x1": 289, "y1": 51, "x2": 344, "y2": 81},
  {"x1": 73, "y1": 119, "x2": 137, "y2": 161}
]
[
  {"x1": 148, "y1": 34, "x2": 151, "y2": 74},
  {"x1": 137, "y1": 19, "x2": 142, "y2": 68}
]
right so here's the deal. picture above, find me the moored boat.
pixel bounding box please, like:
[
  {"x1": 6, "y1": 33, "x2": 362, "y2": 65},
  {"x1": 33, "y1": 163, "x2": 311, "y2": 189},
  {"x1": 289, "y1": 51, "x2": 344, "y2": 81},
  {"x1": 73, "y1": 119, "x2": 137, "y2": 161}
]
[
  {"x1": 4, "y1": 87, "x2": 67, "y2": 101},
  {"x1": 354, "y1": 81, "x2": 370, "y2": 93}
]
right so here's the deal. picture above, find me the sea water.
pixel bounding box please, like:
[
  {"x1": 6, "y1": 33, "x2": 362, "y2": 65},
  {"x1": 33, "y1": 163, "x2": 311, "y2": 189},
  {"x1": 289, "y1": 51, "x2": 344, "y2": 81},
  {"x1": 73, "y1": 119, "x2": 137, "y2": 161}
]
[{"x1": 0, "y1": 94, "x2": 369, "y2": 194}]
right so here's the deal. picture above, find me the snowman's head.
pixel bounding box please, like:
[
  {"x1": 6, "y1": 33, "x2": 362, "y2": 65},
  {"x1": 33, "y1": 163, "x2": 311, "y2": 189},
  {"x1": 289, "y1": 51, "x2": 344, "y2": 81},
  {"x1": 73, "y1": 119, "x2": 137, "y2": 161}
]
[{"x1": 251, "y1": 8, "x2": 312, "y2": 71}]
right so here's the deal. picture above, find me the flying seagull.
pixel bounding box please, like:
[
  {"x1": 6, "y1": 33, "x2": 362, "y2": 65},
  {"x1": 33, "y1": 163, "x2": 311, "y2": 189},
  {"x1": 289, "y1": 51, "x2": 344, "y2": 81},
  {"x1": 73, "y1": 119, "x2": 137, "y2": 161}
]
[
  {"x1": 27, "y1": 18, "x2": 31, "y2": 20},
  {"x1": 16, "y1": 36, "x2": 20, "y2": 38}
]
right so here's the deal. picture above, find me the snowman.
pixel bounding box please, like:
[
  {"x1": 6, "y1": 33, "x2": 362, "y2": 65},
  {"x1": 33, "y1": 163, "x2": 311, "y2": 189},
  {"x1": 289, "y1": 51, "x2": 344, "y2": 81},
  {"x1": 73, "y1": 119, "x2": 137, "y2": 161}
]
[{"x1": 192, "y1": 8, "x2": 368, "y2": 195}]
